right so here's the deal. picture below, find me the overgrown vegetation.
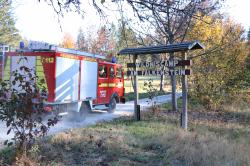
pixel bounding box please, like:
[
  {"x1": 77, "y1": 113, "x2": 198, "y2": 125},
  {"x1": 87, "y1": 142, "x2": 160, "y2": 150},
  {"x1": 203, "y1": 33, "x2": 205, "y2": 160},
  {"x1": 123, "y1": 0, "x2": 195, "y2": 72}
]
[
  {"x1": 188, "y1": 16, "x2": 250, "y2": 109},
  {"x1": 1, "y1": 100, "x2": 250, "y2": 165}
]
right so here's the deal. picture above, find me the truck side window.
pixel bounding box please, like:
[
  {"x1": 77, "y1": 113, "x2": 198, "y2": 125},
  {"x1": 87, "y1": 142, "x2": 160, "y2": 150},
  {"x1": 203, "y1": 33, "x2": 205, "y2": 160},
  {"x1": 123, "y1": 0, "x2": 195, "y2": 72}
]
[
  {"x1": 110, "y1": 66, "x2": 115, "y2": 78},
  {"x1": 116, "y1": 67, "x2": 122, "y2": 78},
  {"x1": 99, "y1": 66, "x2": 107, "y2": 78},
  {"x1": 4, "y1": 47, "x2": 9, "y2": 52}
]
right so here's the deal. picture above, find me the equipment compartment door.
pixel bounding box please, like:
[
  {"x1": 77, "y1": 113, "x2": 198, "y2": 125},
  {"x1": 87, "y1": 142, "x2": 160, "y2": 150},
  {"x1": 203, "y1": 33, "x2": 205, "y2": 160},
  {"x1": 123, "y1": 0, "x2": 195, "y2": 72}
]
[
  {"x1": 55, "y1": 57, "x2": 80, "y2": 102},
  {"x1": 80, "y1": 60, "x2": 98, "y2": 100}
]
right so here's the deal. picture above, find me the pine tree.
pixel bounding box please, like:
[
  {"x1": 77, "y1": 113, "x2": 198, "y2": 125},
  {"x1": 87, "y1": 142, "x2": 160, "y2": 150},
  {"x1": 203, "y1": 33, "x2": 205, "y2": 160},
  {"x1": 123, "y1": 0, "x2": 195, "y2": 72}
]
[
  {"x1": 0, "y1": 1, "x2": 21, "y2": 46},
  {"x1": 76, "y1": 28, "x2": 89, "y2": 51}
]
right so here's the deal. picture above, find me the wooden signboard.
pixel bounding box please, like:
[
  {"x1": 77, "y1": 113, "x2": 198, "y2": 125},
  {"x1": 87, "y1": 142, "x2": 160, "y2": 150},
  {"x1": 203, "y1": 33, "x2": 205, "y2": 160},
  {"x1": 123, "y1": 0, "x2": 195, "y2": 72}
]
[
  {"x1": 126, "y1": 59, "x2": 191, "y2": 77},
  {"x1": 127, "y1": 59, "x2": 191, "y2": 68},
  {"x1": 127, "y1": 69, "x2": 191, "y2": 76}
]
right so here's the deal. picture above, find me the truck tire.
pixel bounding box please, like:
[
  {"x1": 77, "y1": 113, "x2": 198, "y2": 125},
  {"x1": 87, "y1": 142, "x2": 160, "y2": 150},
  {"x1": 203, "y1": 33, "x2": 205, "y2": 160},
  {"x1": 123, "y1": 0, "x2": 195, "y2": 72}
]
[{"x1": 108, "y1": 98, "x2": 116, "y2": 113}]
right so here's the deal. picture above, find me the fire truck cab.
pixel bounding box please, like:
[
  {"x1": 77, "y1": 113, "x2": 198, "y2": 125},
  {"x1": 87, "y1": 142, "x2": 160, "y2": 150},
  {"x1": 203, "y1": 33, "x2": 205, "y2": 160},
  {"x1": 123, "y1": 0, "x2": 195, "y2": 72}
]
[
  {"x1": 4, "y1": 41, "x2": 125, "y2": 114},
  {"x1": 95, "y1": 61, "x2": 125, "y2": 112}
]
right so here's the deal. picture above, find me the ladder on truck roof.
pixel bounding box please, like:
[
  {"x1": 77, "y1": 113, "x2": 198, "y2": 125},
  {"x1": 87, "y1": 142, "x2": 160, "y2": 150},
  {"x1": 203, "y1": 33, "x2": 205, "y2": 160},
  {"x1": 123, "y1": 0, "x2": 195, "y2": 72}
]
[{"x1": 22, "y1": 41, "x2": 106, "y2": 60}]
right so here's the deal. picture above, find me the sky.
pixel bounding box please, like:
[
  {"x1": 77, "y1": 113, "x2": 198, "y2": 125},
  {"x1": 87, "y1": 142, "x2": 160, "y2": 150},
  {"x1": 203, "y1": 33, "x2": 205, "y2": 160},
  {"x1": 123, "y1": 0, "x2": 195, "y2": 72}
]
[
  {"x1": 13, "y1": 0, "x2": 250, "y2": 45},
  {"x1": 222, "y1": 0, "x2": 250, "y2": 28},
  {"x1": 13, "y1": 0, "x2": 119, "y2": 45}
]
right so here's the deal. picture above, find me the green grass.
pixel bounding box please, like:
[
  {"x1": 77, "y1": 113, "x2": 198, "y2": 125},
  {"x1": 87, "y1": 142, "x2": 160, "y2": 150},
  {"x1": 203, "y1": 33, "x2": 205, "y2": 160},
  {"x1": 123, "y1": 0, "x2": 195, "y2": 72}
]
[
  {"x1": 123, "y1": 76, "x2": 176, "y2": 102},
  {"x1": 124, "y1": 78, "x2": 173, "y2": 93},
  {"x1": 162, "y1": 97, "x2": 202, "y2": 110},
  {"x1": 1, "y1": 102, "x2": 250, "y2": 165},
  {"x1": 125, "y1": 90, "x2": 170, "y2": 101}
]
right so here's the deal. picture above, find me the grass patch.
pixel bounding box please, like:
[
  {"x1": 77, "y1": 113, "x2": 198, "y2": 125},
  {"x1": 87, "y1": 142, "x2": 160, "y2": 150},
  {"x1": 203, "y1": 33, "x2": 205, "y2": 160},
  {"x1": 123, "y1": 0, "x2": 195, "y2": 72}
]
[
  {"x1": 124, "y1": 77, "x2": 175, "y2": 93},
  {"x1": 163, "y1": 96, "x2": 204, "y2": 111},
  {"x1": 125, "y1": 90, "x2": 170, "y2": 101},
  {"x1": 1, "y1": 102, "x2": 250, "y2": 165}
]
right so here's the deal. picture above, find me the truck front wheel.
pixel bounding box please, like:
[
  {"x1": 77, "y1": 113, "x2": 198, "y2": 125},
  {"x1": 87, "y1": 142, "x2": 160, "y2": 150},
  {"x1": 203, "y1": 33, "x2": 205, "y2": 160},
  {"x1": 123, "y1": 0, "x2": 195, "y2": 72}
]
[{"x1": 108, "y1": 98, "x2": 116, "y2": 113}]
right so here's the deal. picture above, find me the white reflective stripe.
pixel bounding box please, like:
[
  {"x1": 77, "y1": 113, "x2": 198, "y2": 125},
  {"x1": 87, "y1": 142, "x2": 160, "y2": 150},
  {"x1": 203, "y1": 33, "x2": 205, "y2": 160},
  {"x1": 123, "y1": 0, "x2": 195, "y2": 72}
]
[
  {"x1": 55, "y1": 79, "x2": 71, "y2": 92},
  {"x1": 55, "y1": 86, "x2": 71, "y2": 101}
]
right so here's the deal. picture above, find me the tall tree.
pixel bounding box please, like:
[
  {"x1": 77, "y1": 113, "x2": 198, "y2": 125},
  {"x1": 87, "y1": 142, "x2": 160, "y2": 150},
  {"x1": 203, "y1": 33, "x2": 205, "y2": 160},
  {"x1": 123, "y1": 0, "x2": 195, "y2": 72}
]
[
  {"x1": 116, "y1": 21, "x2": 138, "y2": 72},
  {"x1": 0, "y1": 0, "x2": 21, "y2": 46}
]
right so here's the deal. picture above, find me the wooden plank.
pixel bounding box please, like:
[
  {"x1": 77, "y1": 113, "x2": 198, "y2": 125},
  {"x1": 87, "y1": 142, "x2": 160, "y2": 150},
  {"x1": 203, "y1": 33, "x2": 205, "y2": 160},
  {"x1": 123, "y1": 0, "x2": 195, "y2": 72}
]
[
  {"x1": 127, "y1": 60, "x2": 191, "y2": 68},
  {"x1": 127, "y1": 69, "x2": 191, "y2": 76}
]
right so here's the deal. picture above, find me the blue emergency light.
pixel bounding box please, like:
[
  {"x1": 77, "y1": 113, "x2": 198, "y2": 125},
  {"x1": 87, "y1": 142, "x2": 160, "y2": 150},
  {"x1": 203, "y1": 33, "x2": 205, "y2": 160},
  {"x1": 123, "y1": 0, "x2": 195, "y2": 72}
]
[
  {"x1": 20, "y1": 41, "x2": 25, "y2": 49},
  {"x1": 111, "y1": 56, "x2": 117, "y2": 63}
]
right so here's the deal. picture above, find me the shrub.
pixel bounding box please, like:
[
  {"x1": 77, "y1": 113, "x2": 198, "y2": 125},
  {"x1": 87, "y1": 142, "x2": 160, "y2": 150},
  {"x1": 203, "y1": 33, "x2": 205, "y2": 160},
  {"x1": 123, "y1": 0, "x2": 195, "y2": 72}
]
[{"x1": 0, "y1": 60, "x2": 59, "y2": 159}]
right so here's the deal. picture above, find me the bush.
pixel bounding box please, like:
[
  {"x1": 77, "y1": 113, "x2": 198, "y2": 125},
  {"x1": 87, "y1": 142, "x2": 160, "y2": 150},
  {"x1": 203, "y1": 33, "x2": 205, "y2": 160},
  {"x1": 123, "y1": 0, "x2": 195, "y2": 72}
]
[{"x1": 0, "y1": 60, "x2": 59, "y2": 159}]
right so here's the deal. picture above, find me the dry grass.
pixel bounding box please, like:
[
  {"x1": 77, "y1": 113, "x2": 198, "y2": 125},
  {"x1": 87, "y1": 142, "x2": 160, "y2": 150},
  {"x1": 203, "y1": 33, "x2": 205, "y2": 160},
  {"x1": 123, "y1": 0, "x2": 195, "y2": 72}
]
[
  {"x1": 33, "y1": 106, "x2": 250, "y2": 165},
  {"x1": 161, "y1": 129, "x2": 250, "y2": 166},
  {"x1": 12, "y1": 155, "x2": 37, "y2": 166},
  {"x1": 1, "y1": 102, "x2": 250, "y2": 165}
]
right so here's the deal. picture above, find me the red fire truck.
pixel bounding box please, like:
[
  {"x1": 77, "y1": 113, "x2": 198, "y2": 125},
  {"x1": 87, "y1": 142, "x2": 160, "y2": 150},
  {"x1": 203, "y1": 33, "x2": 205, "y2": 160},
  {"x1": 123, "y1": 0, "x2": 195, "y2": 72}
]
[{"x1": 4, "y1": 41, "x2": 125, "y2": 114}]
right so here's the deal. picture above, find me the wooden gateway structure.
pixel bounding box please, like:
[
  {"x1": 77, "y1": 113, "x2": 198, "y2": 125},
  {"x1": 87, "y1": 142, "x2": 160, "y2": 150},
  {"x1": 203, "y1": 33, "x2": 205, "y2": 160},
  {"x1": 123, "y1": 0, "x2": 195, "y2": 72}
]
[{"x1": 118, "y1": 41, "x2": 205, "y2": 129}]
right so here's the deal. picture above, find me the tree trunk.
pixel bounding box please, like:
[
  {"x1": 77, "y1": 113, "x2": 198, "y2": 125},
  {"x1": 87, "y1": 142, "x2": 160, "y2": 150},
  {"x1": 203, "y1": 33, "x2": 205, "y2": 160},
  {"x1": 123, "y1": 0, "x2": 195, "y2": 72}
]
[
  {"x1": 160, "y1": 66, "x2": 165, "y2": 91},
  {"x1": 170, "y1": 53, "x2": 178, "y2": 111},
  {"x1": 168, "y1": 32, "x2": 178, "y2": 111}
]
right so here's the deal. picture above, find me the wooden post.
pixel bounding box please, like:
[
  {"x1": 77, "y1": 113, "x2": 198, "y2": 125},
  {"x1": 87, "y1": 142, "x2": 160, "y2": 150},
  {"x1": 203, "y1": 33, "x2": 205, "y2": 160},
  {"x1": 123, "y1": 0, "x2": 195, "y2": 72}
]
[
  {"x1": 181, "y1": 52, "x2": 188, "y2": 130},
  {"x1": 137, "y1": 105, "x2": 141, "y2": 121},
  {"x1": 133, "y1": 54, "x2": 139, "y2": 121},
  {"x1": 171, "y1": 73, "x2": 178, "y2": 111}
]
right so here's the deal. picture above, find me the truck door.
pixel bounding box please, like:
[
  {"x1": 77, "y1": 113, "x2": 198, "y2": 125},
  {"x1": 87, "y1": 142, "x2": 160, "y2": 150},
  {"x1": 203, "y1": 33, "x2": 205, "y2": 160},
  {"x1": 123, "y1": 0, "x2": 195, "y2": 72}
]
[
  {"x1": 107, "y1": 65, "x2": 116, "y2": 100},
  {"x1": 97, "y1": 64, "x2": 109, "y2": 104},
  {"x1": 108, "y1": 65, "x2": 124, "y2": 101},
  {"x1": 115, "y1": 66, "x2": 124, "y2": 98}
]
